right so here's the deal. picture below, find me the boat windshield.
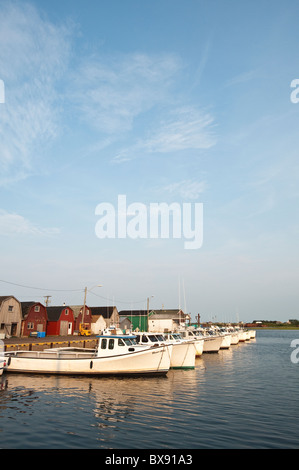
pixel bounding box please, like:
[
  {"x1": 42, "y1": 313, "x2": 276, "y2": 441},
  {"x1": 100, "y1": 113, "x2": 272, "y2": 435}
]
[
  {"x1": 194, "y1": 331, "x2": 204, "y2": 337},
  {"x1": 172, "y1": 334, "x2": 181, "y2": 340},
  {"x1": 155, "y1": 334, "x2": 165, "y2": 341},
  {"x1": 148, "y1": 335, "x2": 159, "y2": 342},
  {"x1": 118, "y1": 337, "x2": 136, "y2": 346}
]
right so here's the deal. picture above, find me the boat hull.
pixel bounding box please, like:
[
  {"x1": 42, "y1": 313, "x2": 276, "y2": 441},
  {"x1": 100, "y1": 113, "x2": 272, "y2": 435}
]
[
  {"x1": 203, "y1": 336, "x2": 222, "y2": 353},
  {"x1": 220, "y1": 334, "x2": 231, "y2": 350},
  {"x1": 230, "y1": 333, "x2": 239, "y2": 345},
  {"x1": 170, "y1": 342, "x2": 196, "y2": 369},
  {"x1": 194, "y1": 339, "x2": 204, "y2": 356},
  {"x1": 4, "y1": 346, "x2": 171, "y2": 376}
]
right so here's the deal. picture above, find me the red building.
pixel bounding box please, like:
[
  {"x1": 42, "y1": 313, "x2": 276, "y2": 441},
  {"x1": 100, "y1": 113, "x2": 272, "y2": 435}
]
[
  {"x1": 46, "y1": 306, "x2": 74, "y2": 336},
  {"x1": 72, "y1": 305, "x2": 92, "y2": 331},
  {"x1": 21, "y1": 302, "x2": 48, "y2": 336}
]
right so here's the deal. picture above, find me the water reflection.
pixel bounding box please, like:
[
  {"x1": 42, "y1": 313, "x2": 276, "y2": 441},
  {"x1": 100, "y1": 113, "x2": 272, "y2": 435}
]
[
  {"x1": 0, "y1": 364, "x2": 207, "y2": 448},
  {"x1": 2, "y1": 335, "x2": 298, "y2": 449}
]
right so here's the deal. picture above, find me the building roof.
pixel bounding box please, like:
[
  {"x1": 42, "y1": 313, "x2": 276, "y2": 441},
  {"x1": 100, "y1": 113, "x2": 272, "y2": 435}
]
[
  {"x1": 91, "y1": 314, "x2": 105, "y2": 324},
  {"x1": 70, "y1": 305, "x2": 92, "y2": 318},
  {"x1": 0, "y1": 295, "x2": 17, "y2": 304},
  {"x1": 20, "y1": 302, "x2": 46, "y2": 318},
  {"x1": 118, "y1": 310, "x2": 149, "y2": 317},
  {"x1": 47, "y1": 306, "x2": 72, "y2": 321},
  {"x1": 150, "y1": 309, "x2": 187, "y2": 320},
  {"x1": 89, "y1": 306, "x2": 117, "y2": 319}
]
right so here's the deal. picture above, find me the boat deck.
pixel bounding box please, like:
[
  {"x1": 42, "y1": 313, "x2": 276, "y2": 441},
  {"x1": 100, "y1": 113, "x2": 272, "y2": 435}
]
[{"x1": 6, "y1": 348, "x2": 97, "y2": 360}]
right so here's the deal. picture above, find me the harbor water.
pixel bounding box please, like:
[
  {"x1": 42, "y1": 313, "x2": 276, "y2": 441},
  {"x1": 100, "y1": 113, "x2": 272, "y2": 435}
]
[{"x1": 0, "y1": 329, "x2": 299, "y2": 449}]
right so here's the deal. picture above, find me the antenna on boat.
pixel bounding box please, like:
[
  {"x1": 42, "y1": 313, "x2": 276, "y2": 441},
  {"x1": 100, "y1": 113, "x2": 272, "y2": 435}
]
[
  {"x1": 183, "y1": 278, "x2": 187, "y2": 314},
  {"x1": 178, "y1": 275, "x2": 181, "y2": 310}
]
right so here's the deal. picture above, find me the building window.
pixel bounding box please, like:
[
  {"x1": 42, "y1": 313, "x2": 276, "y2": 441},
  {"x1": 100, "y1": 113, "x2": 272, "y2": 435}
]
[
  {"x1": 34, "y1": 306, "x2": 40, "y2": 312},
  {"x1": 27, "y1": 323, "x2": 34, "y2": 330},
  {"x1": 8, "y1": 305, "x2": 13, "y2": 312},
  {"x1": 65, "y1": 309, "x2": 69, "y2": 315}
]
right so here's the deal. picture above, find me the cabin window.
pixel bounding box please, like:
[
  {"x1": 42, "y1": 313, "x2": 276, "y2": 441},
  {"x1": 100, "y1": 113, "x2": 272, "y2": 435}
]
[
  {"x1": 108, "y1": 339, "x2": 114, "y2": 350},
  {"x1": 123, "y1": 338, "x2": 136, "y2": 346},
  {"x1": 101, "y1": 338, "x2": 107, "y2": 349},
  {"x1": 149, "y1": 335, "x2": 159, "y2": 342},
  {"x1": 118, "y1": 339, "x2": 125, "y2": 346},
  {"x1": 141, "y1": 335, "x2": 148, "y2": 342}
]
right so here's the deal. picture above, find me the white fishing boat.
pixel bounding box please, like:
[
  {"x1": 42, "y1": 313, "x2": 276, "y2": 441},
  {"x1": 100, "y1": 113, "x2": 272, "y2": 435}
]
[
  {"x1": 219, "y1": 327, "x2": 234, "y2": 349},
  {"x1": 162, "y1": 333, "x2": 196, "y2": 369},
  {"x1": 225, "y1": 327, "x2": 239, "y2": 345},
  {"x1": 135, "y1": 332, "x2": 195, "y2": 369},
  {"x1": 194, "y1": 328, "x2": 223, "y2": 353},
  {"x1": 249, "y1": 330, "x2": 256, "y2": 339},
  {"x1": 0, "y1": 358, "x2": 6, "y2": 376},
  {"x1": 235, "y1": 327, "x2": 247, "y2": 342},
  {"x1": 177, "y1": 329, "x2": 204, "y2": 356},
  {"x1": 3, "y1": 334, "x2": 171, "y2": 376}
]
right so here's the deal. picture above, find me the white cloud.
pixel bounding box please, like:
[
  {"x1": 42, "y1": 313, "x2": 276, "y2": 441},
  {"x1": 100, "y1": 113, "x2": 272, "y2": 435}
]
[
  {"x1": 70, "y1": 52, "x2": 181, "y2": 134},
  {"x1": 163, "y1": 180, "x2": 207, "y2": 200},
  {"x1": 224, "y1": 69, "x2": 259, "y2": 88},
  {"x1": 0, "y1": 2, "x2": 216, "y2": 181},
  {"x1": 143, "y1": 107, "x2": 216, "y2": 153},
  {"x1": 0, "y1": 1, "x2": 73, "y2": 185},
  {"x1": 0, "y1": 210, "x2": 60, "y2": 236},
  {"x1": 112, "y1": 106, "x2": 216, "y2": 163}
]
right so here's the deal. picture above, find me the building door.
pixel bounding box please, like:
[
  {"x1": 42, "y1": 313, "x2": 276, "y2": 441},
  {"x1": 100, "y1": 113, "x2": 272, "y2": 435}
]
[
  {"x1": 11, "y1": 323, "x2": 18, "y2": 336},
  {"x1": 59, "y1": 321, "x2": 68, "y2": 336},
  {"x1": 68, "y1": 322, "x2": 72, "y2": 335}
]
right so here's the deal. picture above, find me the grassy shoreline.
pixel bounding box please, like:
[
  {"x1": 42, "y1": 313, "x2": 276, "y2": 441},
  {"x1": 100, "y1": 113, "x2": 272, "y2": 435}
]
[{"x1": 249, "y1": 326, "x2": 299, "y2": 330}]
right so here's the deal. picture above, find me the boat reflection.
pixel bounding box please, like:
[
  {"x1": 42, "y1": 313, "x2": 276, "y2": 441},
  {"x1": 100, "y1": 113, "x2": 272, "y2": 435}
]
[{"x1": 0, "y1": 366, "x2": 206, "y2": 433}]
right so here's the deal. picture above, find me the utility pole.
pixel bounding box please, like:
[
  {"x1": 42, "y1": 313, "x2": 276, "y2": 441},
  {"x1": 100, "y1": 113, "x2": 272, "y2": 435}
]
[
  {"x1": 44, "y1": 296, "x2": 52, "y2": 307},
  {"x1": 82, "y1": 287, "x2": 87, "y2": 325}
]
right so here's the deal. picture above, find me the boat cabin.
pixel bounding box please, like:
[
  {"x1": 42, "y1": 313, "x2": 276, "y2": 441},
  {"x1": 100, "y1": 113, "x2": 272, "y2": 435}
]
[
  {"x1": 134, "y1": 332, "x2": 166, "y2": 345},
  {"x1": 96, "y1": 335, "x2": 145, "y2": 357}
]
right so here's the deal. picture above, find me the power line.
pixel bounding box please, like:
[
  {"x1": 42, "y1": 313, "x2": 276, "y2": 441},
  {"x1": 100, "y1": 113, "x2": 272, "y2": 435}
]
[
  {"x1": 0, "y1": 279, "x2": 149, "y2": 306},
  {"x1": 88, "y1": 290, "x2": 146, "y2": 305},
  {"x1": 0, "y1": 279, "x2": 83, "y2": 292}
]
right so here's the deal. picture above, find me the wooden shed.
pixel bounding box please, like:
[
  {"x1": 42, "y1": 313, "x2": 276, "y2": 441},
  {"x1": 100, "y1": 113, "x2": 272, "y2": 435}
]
[
  {"x1": 89, "y1": 306, "x2": 119, "y2": 329},
  {"x1": 148, "y1": 309, "x2": 190, "y2": 332},
  {"x1": 46, "y1": 306, "x2": 74, "y2": 336},
  {"x1": 0, "y1": 296, "x2": 22, "y2": 338},
  {"x1": 118, "y1": 310, "x2": 149, "y2": 331},
  {"x1": 119, "y1": 316, "x2": 133, "y2": 333},
  {"x1": 90, "y1": 313, "x2": 106, "y2": 335},
  {"x1": 71, "y1": 305, "x2": 92, "y2": 331},
  {"x1": 21, "y1": 301, "x2": 48, "y2": 336}
]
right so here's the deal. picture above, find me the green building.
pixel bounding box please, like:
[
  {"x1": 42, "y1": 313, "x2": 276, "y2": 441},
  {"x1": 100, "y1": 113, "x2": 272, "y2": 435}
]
[{"x1": 118, "y1": 309, "x2": 153, "y2": 331}]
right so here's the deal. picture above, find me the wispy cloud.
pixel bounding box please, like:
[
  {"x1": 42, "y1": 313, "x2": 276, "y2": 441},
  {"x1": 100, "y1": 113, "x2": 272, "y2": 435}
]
[
  {"x1": 0, "y1": 1, "x2": 73, "y2": 185},
  {"x1": 163, "y1": 179, "x2": 207, "y2": 200},
  {"x1": 224, "y1": 69, "x2": 259, "y2": 88},
  {"x1": 69, "y1": 52, "x2": 181, "y2": 134},
  {"x1": 0, "y1": 210, "x2": 60, "y2": 236},
  {"x1": 143, "y1": 107, "x2": 216, "y2": 153},
  {"x1": 112, "y1": 106, "x2": 216, "y2": 163},
  {"x1": 0, "y1": 2, "x2": 216, "y2": 182}
]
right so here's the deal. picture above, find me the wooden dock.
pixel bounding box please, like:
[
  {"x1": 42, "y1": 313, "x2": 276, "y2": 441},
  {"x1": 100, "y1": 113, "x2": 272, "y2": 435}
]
[{"x1": 2, "y1": 335, "x2": 99, "y2": 352}]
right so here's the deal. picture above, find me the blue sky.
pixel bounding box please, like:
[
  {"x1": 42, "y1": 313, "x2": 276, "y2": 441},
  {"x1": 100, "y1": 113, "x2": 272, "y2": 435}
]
[{"x1": 0, "y1": 0, "x2": 298, "y2": 322}]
